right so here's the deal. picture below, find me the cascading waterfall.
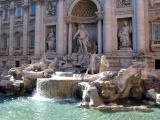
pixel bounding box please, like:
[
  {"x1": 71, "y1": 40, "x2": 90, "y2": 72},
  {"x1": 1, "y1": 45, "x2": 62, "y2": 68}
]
[
  {"x1": 35, "y1": 72, "x2": 83, "y2": 99},
  {"x1": 78, "y1": 82, "x2": 104, "y2": 107},
  {"x1": 79, "y1": 82, "x2": 91, "y2": 104}
]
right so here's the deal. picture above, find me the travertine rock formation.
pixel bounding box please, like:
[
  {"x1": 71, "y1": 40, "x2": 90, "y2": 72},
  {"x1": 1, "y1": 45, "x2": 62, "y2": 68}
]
[
  {"x1": 78, "y1": 63, "x2": 150, "y2": 108},
  {"x1": 7, "y1": 55, "x2": 57, "y2": 91}
]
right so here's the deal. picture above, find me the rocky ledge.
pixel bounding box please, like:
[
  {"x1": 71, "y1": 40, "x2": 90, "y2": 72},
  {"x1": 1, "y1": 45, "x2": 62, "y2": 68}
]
[{"x1": 95, "y1": 105, "x2": 150, "y2": 112}]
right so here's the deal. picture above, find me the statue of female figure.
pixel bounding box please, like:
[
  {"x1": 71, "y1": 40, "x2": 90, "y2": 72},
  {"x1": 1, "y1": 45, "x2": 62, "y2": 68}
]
[
  {"x1": 73, "y1": 24, "x2": 90, "y2": 54},
  {"x1": 46, "y1": 28, "x2": 56, "y2": 51},
  {"x1": 118, "y1": 21, "x2": 132, "y2": 49}
]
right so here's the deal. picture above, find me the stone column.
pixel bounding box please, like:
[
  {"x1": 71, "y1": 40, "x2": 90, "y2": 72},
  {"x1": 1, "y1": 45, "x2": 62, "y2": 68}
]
[
  {"x1": 0, "y1": 6, "x2": 2, "y2": 57},
  {"x1": 35, "y1": 0, "x2": 43, "y2": 56},
  {"x1": 96, "y1": 11, "x2": 103, "y2": 54},
  {"x1": 103, "y1": 0, "x2": 113, "y2": 54},
  {"x1": 0, "y1": 5, "x2": 2, "y2": 46},
  {"x1": 68, "y1": 22, "x2": 72, "y2": 54},
  {"x1": 134, "y1": 0, "x2": 146, "y2": 52},
  {"x1": 56, "y1": 0, "x2": 66, "y2": 55},
  {"x1": 9, "y1": 1, "x2": 15, "y2": 56},
  {"x1": 23, "y1": 0, "x2": 29, "y2": 55}
]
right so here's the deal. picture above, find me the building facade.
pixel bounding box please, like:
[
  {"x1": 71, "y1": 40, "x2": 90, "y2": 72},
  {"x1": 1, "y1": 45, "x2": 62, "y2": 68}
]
[{"x1": 0, "y1": 0, "x2": 160, "y2": 70}]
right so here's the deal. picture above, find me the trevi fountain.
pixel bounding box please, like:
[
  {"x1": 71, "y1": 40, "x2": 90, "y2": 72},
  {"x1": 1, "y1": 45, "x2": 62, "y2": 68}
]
[
  {"x1": 1, "y1": 0, "x2": 160, "y2": 120},
  {"x1": 1, "y1": 26, "x2": 160, "y2": 119}
]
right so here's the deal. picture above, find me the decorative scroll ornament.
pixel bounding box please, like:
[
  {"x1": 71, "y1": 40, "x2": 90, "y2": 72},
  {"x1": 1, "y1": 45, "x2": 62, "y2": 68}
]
[
  {"x1": 150, "y1": 0, "x2": 160, "y2": 7},
  {"x1": 117, "y1": 0, "x2": 131, "y2": 8}
]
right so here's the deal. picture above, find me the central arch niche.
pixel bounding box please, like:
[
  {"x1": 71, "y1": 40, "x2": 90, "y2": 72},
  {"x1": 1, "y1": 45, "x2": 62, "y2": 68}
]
[
  {"x1": 72, "y1": 0, "x2": 97, "y2": 17},
  {"x1": 67, "y1": 0, "x2": 102, "y2": 54}
]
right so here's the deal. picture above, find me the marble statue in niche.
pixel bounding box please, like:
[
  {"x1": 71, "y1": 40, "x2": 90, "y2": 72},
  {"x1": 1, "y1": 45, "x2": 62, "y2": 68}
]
[
  {"x1": 118, "y1": 20, "x2": 132, "y2": 49},
  {"x1": 46, "y1": 27, "x2": 56, "y2": 52},
  {"x1": 73, "y1": 24, "x2": 91, "y2": 54},
  {"x1": 46, "y1": 1, "x2": 56, "y2": 16},
  {"x1": 117, "y1": 0, "x2": 131, "y2": 8}
]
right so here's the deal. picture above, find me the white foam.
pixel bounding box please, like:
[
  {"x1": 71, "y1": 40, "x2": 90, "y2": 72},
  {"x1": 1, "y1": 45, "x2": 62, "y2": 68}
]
[{"x1": 30, "y1": 92, "x2": 53, "y2": 102}]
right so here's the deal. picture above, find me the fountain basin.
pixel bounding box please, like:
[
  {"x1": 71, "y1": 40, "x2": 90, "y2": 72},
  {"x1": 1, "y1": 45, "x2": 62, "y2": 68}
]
[
  {"x1": 37, "y1": 76, "x2": 83, "y2": 99},
  {"x1": 55, "y1": 72, "x2": 73, "y2": 77}
]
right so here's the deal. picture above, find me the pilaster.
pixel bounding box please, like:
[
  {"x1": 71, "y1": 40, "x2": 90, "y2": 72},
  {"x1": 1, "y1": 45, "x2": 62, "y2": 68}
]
[
  {"x1": 96, "y1": 11, "x2": 103, "y2": 54},
  {"x1": 103, "y1": 0, "x2": 113, "y2": 54},
  {"x1": 68, "y1": 21, "x2": 72, "y2": 54},
  {"x1": 34, "y1": 0, "x2": 44, "y2": 56},
  {"x1": 56, "y1": 0, "x2": 66, "y2": 55},
  {"x1": 134, "y1": 0, "x2": 146, "y2": 52},
  {"x1": 0, "y1": 5, "x2": 2, "y2": 54},
  {"x1": 23, "y1": 0, "x2": 29, "y2": 55},
  {"x1": 9, "y1": 1, "x2": 15, "y2": 56}
]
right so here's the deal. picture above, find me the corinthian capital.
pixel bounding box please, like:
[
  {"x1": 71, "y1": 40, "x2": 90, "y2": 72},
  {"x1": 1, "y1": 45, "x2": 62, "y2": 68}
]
[
  {"x1": 95, "y1": 11, "x2": 104, "y2": 20},
  {"x1": 10, "y1": 1, "x2": 15, "y2": 10},
  {"x1": 36, "y1": 0, "x2": 44, "y2": 4}
]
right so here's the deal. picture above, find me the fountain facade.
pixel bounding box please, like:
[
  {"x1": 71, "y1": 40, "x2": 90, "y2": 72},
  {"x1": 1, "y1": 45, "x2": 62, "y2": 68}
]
[{"x1": 1, "y1": 0, "x2": 159, "y2": 73}]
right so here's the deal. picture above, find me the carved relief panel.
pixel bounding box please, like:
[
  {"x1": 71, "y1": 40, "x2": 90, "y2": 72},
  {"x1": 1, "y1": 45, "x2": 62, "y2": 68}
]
[
  {"x1": 46, "y1": 0, "x2": 57, "y2": 16},
  {"x1": 116, "y1": 0, "x2": 131, "y2": 8},
  {"x1": 150, "y1": 0, "x2": 160, "y2": 7}
]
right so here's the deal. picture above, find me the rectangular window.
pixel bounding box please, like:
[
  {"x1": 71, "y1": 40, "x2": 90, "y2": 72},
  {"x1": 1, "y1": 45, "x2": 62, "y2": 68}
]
[
  {"x1": 15, "y1": 36, "x2": 21, "y2": 49},
  {"x1": 31, "y1": 2, "x2": 36, "y2": 16},
  {"x1": 155, "y1": 60, "x2": 160, "y2": 69},
  {"x1": 3, "y1": 39, "x2": 7, "y2": 49},
  {"x1": 15, "y1": 61, "x2": 20, "y2": 67},
  {"x1": 30, "y1": 34, "x2": 35, "y2": 49},
  {"x1": 154, "y1": 25, "x2": 160, "y2": 41},
  {"x1": 2, "y1": 61, "x2": 6, "y2": 67},
  {"x1": 16, "y1": 6, "x2": 23, "y2": 18},
  {"x1": 3, "y1": 8, "x2": 9, "y2": 20},
  {"x1": 2, "y1": 35, "x2": 8, "y2": 49}
]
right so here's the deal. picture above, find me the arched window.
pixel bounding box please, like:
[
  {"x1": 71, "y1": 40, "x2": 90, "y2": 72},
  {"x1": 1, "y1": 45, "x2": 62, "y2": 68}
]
[
  {"x1": 1, "y1": 34, "x2": 8, "y2": 50},
  {"x1": 29, "y1": 31, "x2": 35, "y2": 49},
  {"x1": 15, "y1": 32, "x2": 22, "y2": 49}
]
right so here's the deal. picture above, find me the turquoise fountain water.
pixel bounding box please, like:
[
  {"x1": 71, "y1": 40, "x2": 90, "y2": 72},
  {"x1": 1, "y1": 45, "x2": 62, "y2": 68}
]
[{"x1": 0, "y1": 95, "x2": 160, "y2": 120}]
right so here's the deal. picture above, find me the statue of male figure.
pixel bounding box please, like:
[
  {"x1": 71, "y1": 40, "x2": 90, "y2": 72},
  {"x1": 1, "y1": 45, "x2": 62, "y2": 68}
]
[{"x1": 73, "y1": 24, "x2": 90, "y2": 54}]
